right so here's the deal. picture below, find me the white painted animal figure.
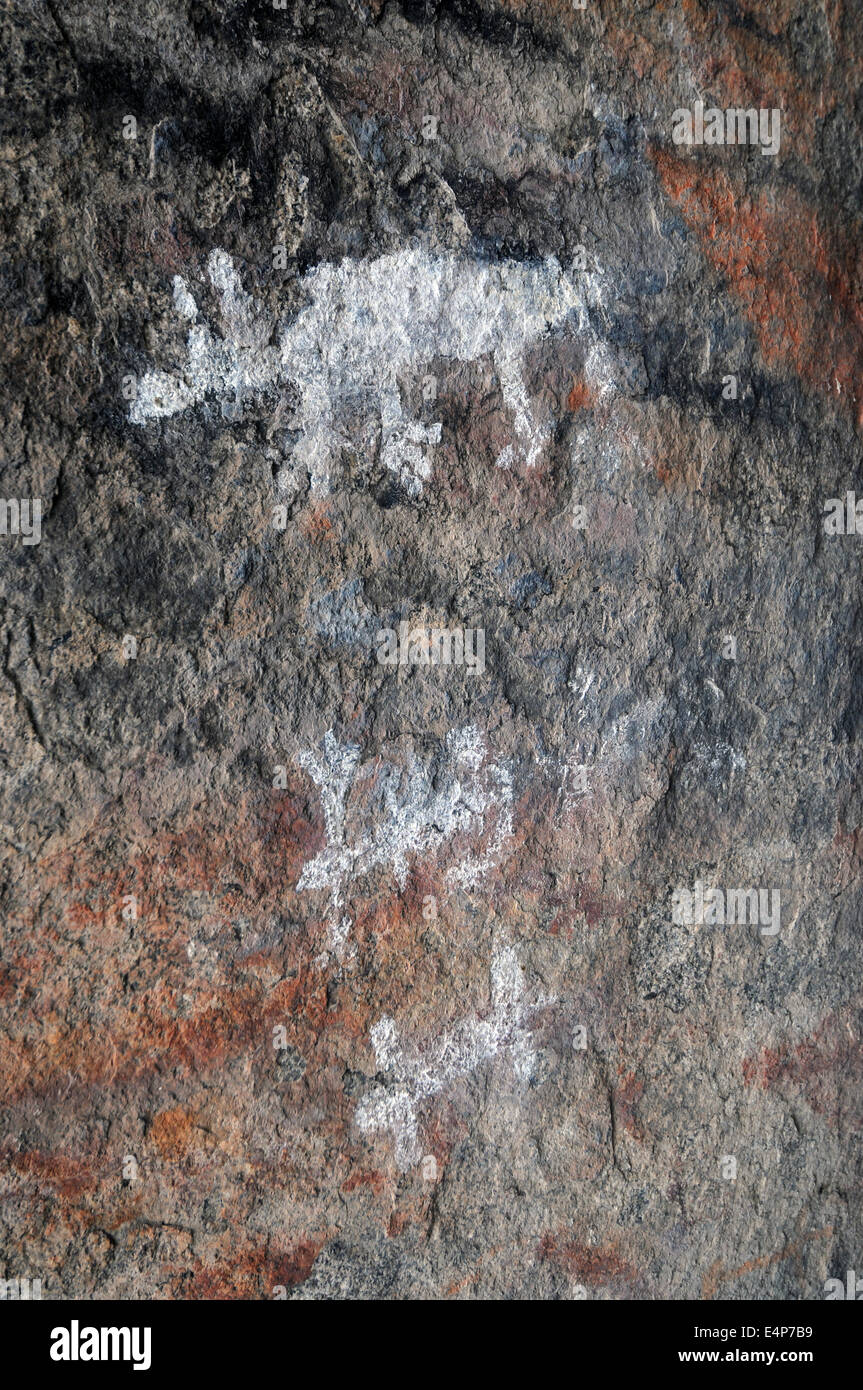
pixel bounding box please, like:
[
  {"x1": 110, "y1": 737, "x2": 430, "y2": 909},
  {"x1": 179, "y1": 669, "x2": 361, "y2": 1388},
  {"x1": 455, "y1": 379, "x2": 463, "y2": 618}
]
[
  {"x1": 356, "y1": 945, "x2": 553, "y2": 1168},
  {"x1": 295, "y1": 725, "x2": 513, "y2": 954},
  {"x1": 129, "y1": 245, "x2": 603, "y2": 494}
]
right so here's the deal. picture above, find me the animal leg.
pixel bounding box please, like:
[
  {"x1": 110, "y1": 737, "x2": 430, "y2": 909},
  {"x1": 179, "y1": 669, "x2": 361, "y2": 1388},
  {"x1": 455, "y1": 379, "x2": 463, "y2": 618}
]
[
  {"x1": 494, "y1": 349, "x2": 547, "y2": 469},
  {"x1": 378, "y1": 382, "x2": 441, "y2": 498},
  {"x1": 277, "y1": 387, "x2": 342, "y2": 499}
]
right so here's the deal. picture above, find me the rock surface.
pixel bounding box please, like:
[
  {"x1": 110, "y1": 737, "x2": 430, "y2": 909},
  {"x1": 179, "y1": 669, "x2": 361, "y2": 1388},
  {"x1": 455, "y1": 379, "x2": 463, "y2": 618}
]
[{"x1": 1, "y1": 0, "x2": 861, "y2": 1299}]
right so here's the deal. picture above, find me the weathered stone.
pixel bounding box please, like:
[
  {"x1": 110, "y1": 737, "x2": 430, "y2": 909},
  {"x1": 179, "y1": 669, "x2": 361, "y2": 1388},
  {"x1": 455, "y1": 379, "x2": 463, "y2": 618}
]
[{"x1": 0, "y1": 0, "x2": 860, "y2": 1301}]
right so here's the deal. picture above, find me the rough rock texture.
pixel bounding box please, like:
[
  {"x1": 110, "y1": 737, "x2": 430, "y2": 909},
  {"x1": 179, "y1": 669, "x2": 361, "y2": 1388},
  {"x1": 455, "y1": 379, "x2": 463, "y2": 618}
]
[{"x1": 1, "y1": 0, "x2": 861, "y2": 1300}]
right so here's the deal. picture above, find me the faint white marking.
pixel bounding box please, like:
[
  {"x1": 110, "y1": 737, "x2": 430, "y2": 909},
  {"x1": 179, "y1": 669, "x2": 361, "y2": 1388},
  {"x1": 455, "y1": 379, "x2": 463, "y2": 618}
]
[
  {"x1": 693, "y1": 740, "x2": 746, "y2": 778},
  {"x1": 568, "y1": 664, "x2": 598, "y2": 725},
  {"x1": 597, "y1": 696, "x2": 667, "y2": 770}
]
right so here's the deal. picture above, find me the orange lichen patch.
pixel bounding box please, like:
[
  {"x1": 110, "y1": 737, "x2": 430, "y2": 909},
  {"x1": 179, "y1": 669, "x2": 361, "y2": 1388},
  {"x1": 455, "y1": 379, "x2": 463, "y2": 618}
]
[
  {"x1": 538, "y1": 1232, "x2": 637, "y2": 1285},
  {"x1": 702, "y1": 1225, "x2": 834, "y2": 1300},
  {"x1": 567, "y1": 378, "x2": 593, "y2": 413},
  {"x1": 174, "y1": 1237, "x2": 327, "y2": 1299},
  {"x1": 651, "y1": 147, "x2": 863, "y2": 425},
  {"x1": 148, "y1": 1106, "x2": 198, "y2": 1162}
]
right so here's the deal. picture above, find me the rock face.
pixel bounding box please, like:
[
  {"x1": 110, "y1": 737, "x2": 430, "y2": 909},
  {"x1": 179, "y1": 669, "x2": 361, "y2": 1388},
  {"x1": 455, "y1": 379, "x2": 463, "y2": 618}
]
[{"x1": 1, "y1": 0, "x2": 861, "y2": 1301}]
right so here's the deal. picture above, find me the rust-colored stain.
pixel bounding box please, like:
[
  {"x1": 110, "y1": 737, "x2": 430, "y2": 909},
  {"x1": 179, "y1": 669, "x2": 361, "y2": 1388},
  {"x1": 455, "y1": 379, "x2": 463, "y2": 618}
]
[
  {"x1": 172, "y1": 1237, "x2": 327, "y2": 1299},
  {"x1": 300, "y1": 507, "x2": 336, "y2": 542},
  {"x1": 1, "y1": 1145, "x2": 102, "y2": 1199},
  {"x1": 834, "y1": 819, "x2": 863, "y2": 868},
  {"x1": 148, "y1": 1106, "x2": 198, "y2": 1162},
  {"x1": 742, "y1": 1014, "x2": 862, "y2": 1125},
  {"x1": 702, "y1": 1225, "x2": 834, "y2": 1300},
  {"x1": 615, "y1": 1068, "x2": 647, "y2": 1142},
  {"x1": 341, "y1": 1169, "x2": 388, "y2": 1195},
  {"x1": 567, "y1": 378, "x2": 593, "y2": 413},
  {"x1": 538, "y1": 1231, "x2": 637, "y2": 1285},
  {"x1": 103, "y1": 193, "x2": 194, "y2": 276},
  {"x1": 386, "y1": 1209, "x2": 414, "y2": 1238},
  {"x1": 38, "y1": 789, "x2": 317, "y2": 929},
  {"x1": 651, "y1": 146, "x2": 863, "y2": 426},
  {"x1": 1, "y1": 975, "x2": 304, "y2": 1101},
  {"x1": 444, "y1": 1244, "x2": 503, "y2": 1298}
]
